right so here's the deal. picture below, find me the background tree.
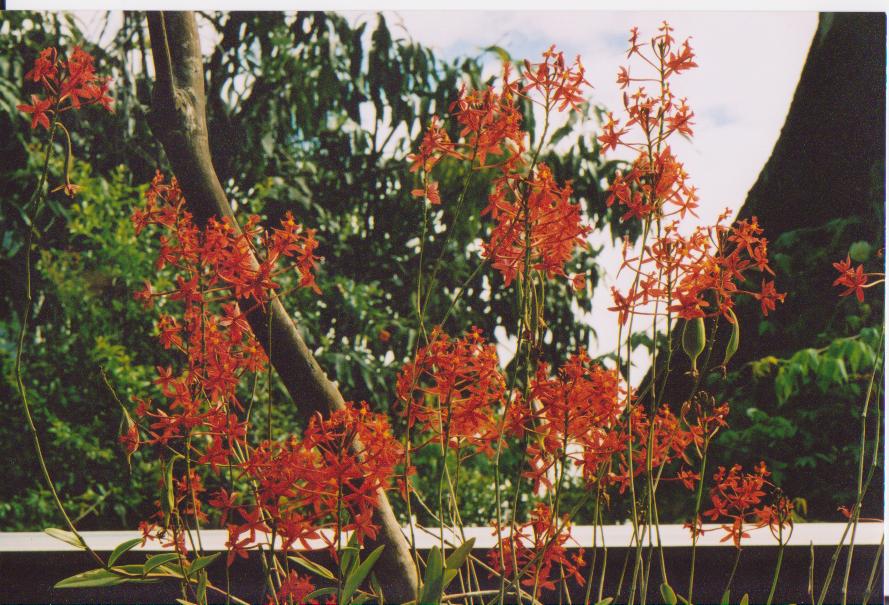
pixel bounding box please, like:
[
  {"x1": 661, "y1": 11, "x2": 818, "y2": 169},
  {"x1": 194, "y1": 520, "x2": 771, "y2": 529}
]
[{"x1": 0, "y1": 10, "x2": 626, "y2": 532}]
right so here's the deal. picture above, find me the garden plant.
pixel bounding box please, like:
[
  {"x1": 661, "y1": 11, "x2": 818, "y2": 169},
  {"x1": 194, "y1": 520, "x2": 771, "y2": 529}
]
[{"x1": 6, "y1": 11, "x2": 884, "y2": 605}]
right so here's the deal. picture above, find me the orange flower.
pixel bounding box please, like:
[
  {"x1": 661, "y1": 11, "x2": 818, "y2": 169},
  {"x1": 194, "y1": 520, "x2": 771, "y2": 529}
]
[
  {"x1": 17, "y1": 95, "x2": 52, "y2": 130},
  {"x1": 832, "y1": 255, "x2": 869, "y2": 302}
]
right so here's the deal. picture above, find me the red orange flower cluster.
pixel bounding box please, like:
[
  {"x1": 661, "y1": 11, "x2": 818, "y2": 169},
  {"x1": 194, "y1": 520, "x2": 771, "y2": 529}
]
[
  {"x1": 130, "y1": 174, "x2": 400, "y2": 565},
  {"x1": 618, "y1": 214, "x2": 784, "y2": 322},
  {"x1": 599, "y1": 24, "x2": 698, "y2": 222},
  {"x1": 409, "y1": 47, "x2": 592, "y2": 288},
  {"x1": 397, "y1": 327, "x2": 505, "y2": 456},
  {"x1": 518, "y1": 351, "x2": 624, "y2": 492},
  {"x1": 488, "y1": 503, "x2": 585, "y2": 598},
  {"x1": 703, "y1": 462, "x2": 771, "y2": 547},
  {"x1": 600, "y1": 26, "x2": 783, "y2": 323},
  {"x1": 236, "y1": 403, "x2": 402, "y2": 554},
  {"x1": 18, "y1": 46, "x2": 113, "y2": 130},
  {"x1": 483, "y1": 164, "x2": 592, "y2": 286}
]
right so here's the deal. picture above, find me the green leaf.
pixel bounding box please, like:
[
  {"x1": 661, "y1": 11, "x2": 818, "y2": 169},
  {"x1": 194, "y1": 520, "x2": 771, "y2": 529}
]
[
  {"x1": 660, "y1": 582, "x2": 678, "y2": 605},
  {"x1": 188, "y1": 552, "x2": 221, "y2": 577},
  {"x1": 594, "y1": 599, "x2": 613, "y2": 605},
  {"x1": 720, "y1": 589, "x2": 730, "y2": 605},
  {"x1": 418, "y1": 545, "x2": 444, "y2": 605},
  {"x1": 163, "y1": 454, "x2": 183, "y2": 522},
  {"x1": 739, "y1": 593, "x2": 750, "y2": 605},
  {"x1": 196, "y1": 570, "x2": 208, "y2": 605},
  {"x1": 108, "y1": 537, "x2": 143, "y2": 566},
  {"x1": 789, "y1": 348, "x2": 820, "y2": 375},
  {"x1": 342, "y1": 545, "x2": 385, "y2": 604},
  {"x1": 307, "y1": 587, "x2": 338, "y2": 601},
  {"x1": 55, "y1": 568, "x2": 126, "y2": 588},
  {"x1": 775, "y1": 365, "x2": 796, "y2": 404},
  {"x1": 445, "y1": 538, "x2": 476, "y2": 570},
  {"x1": 442, "y1": 568, "x2": 458, "y2": 590},
  {"x1": 849, "y1": 240, "x2": 871, "y2": 262},
  {"x1": 176, "y1": 600, "x2": 198, "y2": 605},
  {"x1": 288, "y1": 554, "x2": 337, "y2": 581},
  {"x1": 370, "y1": 572, "x2": 385, "y2": 605},
  {"x1": 340, "y1": 545, "x2": 360, "y2": 578},
  {"x1": 483, "y1": 45, "x2": 512, "y2": 64},
  {"x1": 143, "y1": 552, "x2": 181, "y2": 575},
  {"x1": 45, "y1": 527, "x2": 86, "y2": 550},
  {"x1": 816, "y1": 356, "x2": 847, "y2": 392}
]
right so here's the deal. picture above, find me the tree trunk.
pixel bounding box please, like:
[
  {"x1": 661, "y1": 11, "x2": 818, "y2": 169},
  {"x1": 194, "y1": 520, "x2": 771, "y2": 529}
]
[{"x1": 144, "y1": 12, "x2": 418, "y2": 603}]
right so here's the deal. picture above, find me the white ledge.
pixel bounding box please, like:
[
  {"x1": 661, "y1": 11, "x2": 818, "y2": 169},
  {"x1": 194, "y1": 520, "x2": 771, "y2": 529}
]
[{"x1": 0, "y1": 523, "x2": 882, "y2": 552}]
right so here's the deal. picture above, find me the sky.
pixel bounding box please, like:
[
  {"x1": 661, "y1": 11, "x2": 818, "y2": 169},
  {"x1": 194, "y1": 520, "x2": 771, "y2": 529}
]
[{"x1": 354, "y1": 11, "x2": 819, "y2": 368}]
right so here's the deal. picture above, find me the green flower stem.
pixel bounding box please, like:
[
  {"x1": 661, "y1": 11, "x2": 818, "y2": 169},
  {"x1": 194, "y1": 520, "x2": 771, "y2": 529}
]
[
  {"x1": 686, "y1": 436, "x2": 710, "y2": 604},
  {"x1": 15, "y1": 114, "x2": 105, "y2": 569},
  {"x1": 859, "y1": 534, "x2": 883, "y2": 605},
  {"x1": 816, "y1": 329, "x2": 883, "y2": 605},
  {"x1": 765, "y1": 532, "x2": 785, "y2": 605}
]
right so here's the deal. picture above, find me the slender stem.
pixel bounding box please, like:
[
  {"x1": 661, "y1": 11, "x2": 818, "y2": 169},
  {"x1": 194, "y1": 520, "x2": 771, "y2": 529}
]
[
  {"x1": 859, "y1": 534, "x2": 883, "y2": 605},
  {"x1": 15, "y1": 115, "x2": 106, "y2": 569},
  {"x1": 816, "y1": 331, "x2": 883, "y2": 605},
  {"x1": 722, "y1": 547, "x2": 742, "y2": 601},
  {"x1": 765, "y1": 538, "x2": 785, "y2": 605},
  {"x1": 687, "y1": 435, "x2": 709, "y2": 604}
]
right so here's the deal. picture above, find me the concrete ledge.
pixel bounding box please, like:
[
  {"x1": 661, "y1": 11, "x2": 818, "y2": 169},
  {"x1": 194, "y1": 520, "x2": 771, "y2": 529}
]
[
  {"x1": 0, "y1": 525, "x2": 883, "y2": 604},
  {"x1": 0, "y1": 522, "x2": 882, "y2": 552}
]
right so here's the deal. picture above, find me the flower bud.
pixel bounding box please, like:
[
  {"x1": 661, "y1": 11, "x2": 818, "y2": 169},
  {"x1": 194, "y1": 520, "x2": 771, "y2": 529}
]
[
  {"x1": 722, "y1": 307, "x2": 740, "y2": 369},
  {"x1": 682, "y1": 316, "x2": 706, "y2": 376}
]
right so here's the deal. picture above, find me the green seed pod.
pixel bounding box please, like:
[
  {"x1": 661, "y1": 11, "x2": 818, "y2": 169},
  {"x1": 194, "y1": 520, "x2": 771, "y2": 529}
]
[
  {"x1": 722, "y1": 307, "x2": 740, "y2": 368},
  {"x1": 682, "y1": 316, "x2": 706, "y2": 376}
]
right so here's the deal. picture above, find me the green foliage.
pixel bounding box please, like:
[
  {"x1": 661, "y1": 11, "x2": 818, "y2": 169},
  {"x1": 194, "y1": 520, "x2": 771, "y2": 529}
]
[
  {"x1": 0, "y1": 155, "x2": 164, "y2": 529},
  {"x1": 710, "y1": 219, "x2": 884, "y2": 520}
]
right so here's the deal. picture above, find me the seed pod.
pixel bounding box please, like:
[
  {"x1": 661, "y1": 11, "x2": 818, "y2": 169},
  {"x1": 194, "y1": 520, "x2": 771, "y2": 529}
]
[
  {"x1": 722, "y1": 307, "x2": 740, "y2": 368},
  {"x1": 682, "y1": 316, "x2": 706, "y2": 376}
]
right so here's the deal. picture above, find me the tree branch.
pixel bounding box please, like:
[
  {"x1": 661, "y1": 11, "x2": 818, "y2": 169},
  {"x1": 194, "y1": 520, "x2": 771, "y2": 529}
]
[{"x1": 145, "y1": 11, "x2": 418, "y2": 602}]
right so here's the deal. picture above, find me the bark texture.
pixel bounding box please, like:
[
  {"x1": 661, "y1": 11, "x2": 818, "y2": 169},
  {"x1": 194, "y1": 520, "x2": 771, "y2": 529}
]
[{"x1": 145, "y1": 12, "x2": 418, "y2": 603}]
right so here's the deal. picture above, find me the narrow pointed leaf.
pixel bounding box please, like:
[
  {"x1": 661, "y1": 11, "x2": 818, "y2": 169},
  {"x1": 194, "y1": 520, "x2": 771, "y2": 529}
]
[
  {"x1": 307, "y1": 587, "x2": 338, "y2": 600},
  {"x1": 341, "y1": 545, "x2": 360, "y2": 578},
  {"x1": 419, "y1": 546, "x2": 444, "y2": 604},
  {"x1": 45, "y1": 527, "x2": 86, "y2": 550},
  {"x1": 108, "y1": 537, "x2": 143, "y2": 566},
  {"x1": 55, "y1": 568, "x2": 126, "y2": 588},
  {"x1": 188, "y1": 552, "x2": 221, "y2": 576},
  {"x1": 144, "y1": 552, "x2": 181, "y2": 575},
  {"x1": 342, "y1": 545, "x2": 385, "y2": 604},
  {"x1": 289, "y1": 554, "x2": 337, "y2": 581},
  {"x1": 445, "y1": 538, "x2": 476, "y2": 570},
  {"x1": 196, "y1": 570, "x2": 208, "y2": 605}
]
